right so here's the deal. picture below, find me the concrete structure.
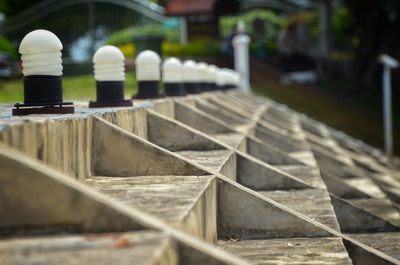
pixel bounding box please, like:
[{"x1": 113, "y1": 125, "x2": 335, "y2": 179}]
[{"x1": 0, "y1": 90, "x2": 399, "y2": 264}]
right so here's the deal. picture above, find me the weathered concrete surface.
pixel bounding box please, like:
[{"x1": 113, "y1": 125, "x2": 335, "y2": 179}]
[
  {"x1": 218, "y1": 237, "x2": 352, "y2": 265},
  {"x1": 207, "y1": 97, "x2": 253, "y2": 121},
  {"x1": 321, "y1": 172, "x2": 373, "y2": 199},
  {"x1": 0, "y1": 144, "x2": 248, "y2": 265},
  {"x1": 147, "y1": 110, "x2": 224, "y2": 151},
  {"x1": 246, "y1": 136, "x2": 306, "y2": 166},
  {"x1": 85, "y1": 175, "x2": 217, "y2": 243},
  {"x1": 255, "y1": 126, "x2": 307, "y2": 153},
  {"x1": 0, "y1": 116, "x2": 93, "y2": 180},
  {"x1": 219, "y1": 152, "x2": 237, "y2": 181},
  {"x1": 212, "y1": 133, "x2": 245, "y2": 149},
  {"x1": 174, "y1": 102, "x2": 234, "y2": 134},
  {"x1": 0, "y1": 146, "x2": 144, "y2": 235},
  {"x1": 259, "y1": 189, "x2": 340, "y2": 230},
  {"x1": 349, "y1": 198, "x2": 400, "y2": 226},
  {"x1": 195, "y1": 99, "x2": 248, "y2": 126},
  {"x1": 1, "y1": 89, "x2": 400, "y2": 265},
  {"x1": 92, "y1": 116, "x2": 207, "y2": 176},
  {"x1": 217, "y1": 178, "x2": 331, "y2": 240},
  {"x1": 174, "y1": 150, "x2": 231, "y2": 172},
  {"x1": 289, "y1": 150, "x2": 318, "y2": 167},
  {"x1": 275, "y1": 165, "x2": 327, "y2": 189},
  {"x1": 346, "y1": 232, "x2": 400, "y2": 260},
  {"x1": 330, "y1": 195, "x2": 400, "y2": 233},
  {"x1": 236, "y1": 153, "x2": 310, "y2": 191},
  {"x1": 0, "y1": 231, "x2": 178, "y2": 265}
]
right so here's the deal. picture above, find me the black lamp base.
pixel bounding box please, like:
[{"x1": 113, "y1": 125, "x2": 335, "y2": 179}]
[
  {"x1": 12, "y1": 102, "x2": 74, "y2": 116},
  {"x1": 89, "y1": 100, "x2": 133, "y2": 108},
  {"x1": 133, "y1": 81, "x2": 164, "y2": 99},
  {"x1": 164, "y1": 83, "x2": 186, "y2": 97},
  {"x1": 132, "y1": 94, "x2": 164, "y2": 100}
]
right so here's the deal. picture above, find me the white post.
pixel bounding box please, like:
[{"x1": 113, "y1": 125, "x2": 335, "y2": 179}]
[
  {"x1": 232, "y1": 34, "x2": 250, "y2": 92},
  {"x1": 319, "y1": 0, "x2": 331, "y2": 59},
  {"x1": 379, "y1": 54, "x2": 399, "y2": 158},
  {"x1": 180, "y1": 17, "x2": 188, "y2": 45}
]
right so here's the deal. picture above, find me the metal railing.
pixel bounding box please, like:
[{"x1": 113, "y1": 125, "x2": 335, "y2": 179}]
[{"x1": 0, "y1": 0, "x2": 165, "y2": 35}]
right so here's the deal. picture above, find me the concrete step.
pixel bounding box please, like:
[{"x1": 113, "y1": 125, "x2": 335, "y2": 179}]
[
  {"x1": 346, "y1": 232, "x2": 400, "y2": 260},
  {"x1": 259, "y1": 189, "x2": 340, "y2": 230},
  {"x1": 255, "y1": 126, "x2": 308, "y2": 153},
  {"x1": 173, "y1": 101, "x2": 236, "y2": 135},
  {"x1": 289, "y1": 151, "x2": 318, "y2": 167},
  {"x1": 85, "y1": 175, "x2": 217, "y2": 242},
  {"x1": 0, "y1": 231, "x2": 177, "y2": 265},
  {"x1": 275, "y1": 165, "x2": 327, "y2": 189},
  {"x1": 246, "y1": 136, "x2": 307, "y2": 166},
  {"x1": 207, "y1": 97, "x2": 255, "y2": 119},
  {"x1": 344, "y1": 178, "x2": 387, "y2": 199},
  {"x1": 260, "y1": 113, "x2": 299, "y2": 133},
  {"x1": 174, "y1": 150, "x2": 231, "y2": 172},
  {"x1": 217, "y1": 237, "x2": 352, "y2": 265},
  {"x1": 349, "y1": 198, "x2": 400, "y2": 226},
  {"x1": 195, "y1": 99, "x2": 248, "y2": 126},
  {"x1": 211, "y1": 133, "x2": 245, "y2": 149}
]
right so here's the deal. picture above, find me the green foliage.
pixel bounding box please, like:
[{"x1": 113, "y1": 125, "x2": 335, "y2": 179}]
[
  {"x1": 331, "y1": 6, "x2": 356, "y2": 49},
  {"x1": 107, "y1": 24, "x2": 179, "y2": 45},
  {"x1": 109, "y1": 23, "x2": 219, "y2": 57},
  {"x1": 220, "y1": 9, "x2": 284, "y2": 56},
  {"x1": 0, "y1": 0, "x2": 38, "y2": 16},
  {"x1": 309, "y1": 5, "x2": 355, "y2": 51},
  {"x1": 220, "y1": 9, "x2": 284, "y2": 40},
  {"x1": 115, "y1": 39, "x2": 220, "y2": 58},
  {"x1": 162, "y1": 40, "x2": 219, "y2": 57},
  {"x1": 0, "y1": 36, "x2": 17, "y2": 58}
]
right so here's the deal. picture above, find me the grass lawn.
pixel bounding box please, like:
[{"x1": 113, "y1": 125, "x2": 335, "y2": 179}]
[
  {"x1": 0, "y1": 74, "x2": 138, "y2": 102},
  {"x1": 252, "y1": 81, "x2": 394, "y2": 153}
]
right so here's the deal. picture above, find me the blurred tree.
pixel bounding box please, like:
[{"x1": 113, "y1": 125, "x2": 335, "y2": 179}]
[
  {"x1": 343, "y1": 0, "x2": 400, "y2": 91},
  {"x1": 149, "y1": 0, "x2": 166, "y2": 6},
  {"x1": 0, "y1": 0, "x2": 38, "y2": 16}
]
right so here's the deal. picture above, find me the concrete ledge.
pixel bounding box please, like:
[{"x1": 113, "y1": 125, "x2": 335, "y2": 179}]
[
  {"x1": 246, "y1": 136, "x2": 306, "y2": 166},
  {"x1": 217, "y1": 177, "x2": 331, "y2": 240},
  {"x1": 174, "y1": 102, "x2": 234, "y2": 134},
  {"x1": 0, "y1": 146, "x2": 146, "y2": 234},
  {"x1": 0, "y1": 231, "x2": 178, "y2": 265},
  {"x1": 147, "y1": 110, "x2": 224, "y2": 151},
  {"x1": 236, "y1": 152, "x2": 310, "y2": 191},
  {"x1": 330, "y1": 195, "x2": 400, "y2": 233},
  {"x1": 92, "y1": 116, "x2": 207, "y2": 176}
]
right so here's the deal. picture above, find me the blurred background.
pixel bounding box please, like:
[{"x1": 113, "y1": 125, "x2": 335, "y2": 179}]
[{"x1": 0, "y1": 0, "x2": 400, "y2": 153}]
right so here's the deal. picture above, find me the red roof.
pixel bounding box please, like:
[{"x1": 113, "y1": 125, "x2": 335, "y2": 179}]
[{"x1": 165, "y1": 0, "x2": 216, "y2": 16}]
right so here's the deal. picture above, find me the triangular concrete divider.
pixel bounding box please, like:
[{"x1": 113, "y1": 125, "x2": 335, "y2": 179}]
[
  {"x1": 0, "y1": 145, "x2": 147, "y2": 233},
  {"x1": 174, "y1": 102, "x2": 235, "y2": 134},
  {"x1": 235, "y1": 151, "x2": 311, "y2": 191},
  {"x1": 0, "y1": 145, "x2": 248, "y2": 265},
  {"x1": 342, "y1": 237, "x2": 400, "y2": 265},
  {"x1": 206, "y1": 97, "x2": 251, "y2": 120},
  {"x1": 146, "y1": 109, "x2": 226, "y2": 151},
  {"x1": 215, "y1": 175, "x2": 400, "y2": 264},
  {"x1": 194, "y1": 99, "x2": 247, "y2": 125},
  {"x1": 91, "y1": 116, "x2": 208, "y2": 177},
  {"x1": 208, "y1": 96, "x2": 255, "y2": 117},
  {"x1": 329, "y1": 194, "x2": 400, "y2": 233},
  {"x1": 321, "y1": 171, "x2": 373, "y2": 199},
  {"x1": 246, "y1": 136, "x2": 307, "y2": 166},
  {"x1": 217, "y1": 176, "x2": 331, "y2": 240},
  {"x1": 255, "y1": 125, "x2": 306, "y2": 152}
]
